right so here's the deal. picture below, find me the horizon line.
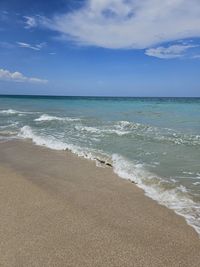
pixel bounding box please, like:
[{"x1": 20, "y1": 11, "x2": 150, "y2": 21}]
[{"x1": 0, "y1": 94, "x2": 200, "y2": 98}]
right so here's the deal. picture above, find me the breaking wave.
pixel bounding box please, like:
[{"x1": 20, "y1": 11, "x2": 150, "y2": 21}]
[
  {"x1": 0, "y1": 109, "x2": 39, "y2": 115},
  {"x1": 35, "y1": 114, "x2": 81, "y2": 122},
  {"x1": 0, "y1": 109, "x2": 22, "y2": 115},
  {"x1": 18, "y1": 125, "x2": 110, "y2": 164},
  {"x1": 75, "y1": 124, "x2": 130, "y2": 136}
]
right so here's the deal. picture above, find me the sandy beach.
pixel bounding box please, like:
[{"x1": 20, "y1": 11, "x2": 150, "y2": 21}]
[{"x1": 0, "y1": 140, "x2": 200, "y2": 267}]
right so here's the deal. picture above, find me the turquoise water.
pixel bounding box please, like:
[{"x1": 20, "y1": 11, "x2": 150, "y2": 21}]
[{"x1": 0, "y1": 96, "x2": 200, "y2": 234}]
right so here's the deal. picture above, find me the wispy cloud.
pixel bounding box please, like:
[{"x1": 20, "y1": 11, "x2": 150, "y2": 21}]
[
  {"x1": 24, "y1": 16, "x2": 37, "y2": 29},
  {"x1": 0, "y1": 10, "x2": 9, "y2": 22},
  {"x1": 0, "y1": 68, "x2": 48, "y2": 84},
  {"x1": 17, "y1": 41, "x2": 46, "y2": 51},
  {"x1": 191, "y1": 54, "x2": 200, "y2": 59},
  {"x1": 145, "y1": 44, "x2": 197, "y2": 59},
  {"x1": 30, "y1": 0, "x2": 200, "y2": 50}
]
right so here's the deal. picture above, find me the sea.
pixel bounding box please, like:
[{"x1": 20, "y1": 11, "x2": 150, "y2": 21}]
[{"x1": 0, "y1": 95, "x2": 200, "y2": 235}]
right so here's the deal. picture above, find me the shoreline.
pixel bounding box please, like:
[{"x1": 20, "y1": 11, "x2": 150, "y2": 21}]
[
  {"x1": 0, "y1": 140, "x2": 200, "y2": 266},
  {"x1": 16, "y1": 129, "x2": 200, "y2": 236}
]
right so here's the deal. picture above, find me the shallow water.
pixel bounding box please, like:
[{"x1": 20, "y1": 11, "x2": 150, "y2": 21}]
[{"x1": 0, "y1": 96, "x2": 200, "y2": 234}]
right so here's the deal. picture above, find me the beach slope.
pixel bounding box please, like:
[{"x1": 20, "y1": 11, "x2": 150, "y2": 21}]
[{"x1": 0, "y1": 140, "x2": 200, "y2": 267}]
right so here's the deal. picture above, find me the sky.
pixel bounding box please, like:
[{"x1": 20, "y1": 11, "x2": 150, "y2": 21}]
[{"x1": 0, "y1": 0, "x2": 200, "y2": 96}]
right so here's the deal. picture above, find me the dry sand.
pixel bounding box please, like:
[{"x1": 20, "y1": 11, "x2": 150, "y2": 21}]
[{"x1": 0, "y1": 140, "x2": 200, "y2": 267}]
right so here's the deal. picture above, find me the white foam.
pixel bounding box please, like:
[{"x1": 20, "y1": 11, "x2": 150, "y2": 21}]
[
  {"x1": 0, "y1": 122, "x2": 19, "y2": 129},
  {"x1": 112, "y1": 154, "x2": 200, "y2": 236},
  {"x1": 115, "y1": 120, "x2": 200, "y2": 146},
  {"x1": 75, "y1": 125, "x2": 102, "y2": 134},
  {"x1": 18, "y1": 125, "x2": 109, "y2": 164},
  {"x1": 75, "y1": 125, "x2": 129, "y2": 136},
  {"x1": 0, "y1": 109, "x2": 20, "y2": 114},
  {"x1": 107, "y1": 129, "x2": 129, "y2": 136},
  {"x1": 116, "y1": 121, "x2": 131, "y2": 128},
  {"x1": 116, "y1": 120, "x2": 148, "y2": 131},
  {"x1": 183, "y1": 171, "x2": 194, "y2": 175},
  {"x1": 0, "y1": 109, "x2": 38, "y2": 115},
  {"x1": 35, "y1": 114, "x2": 80, "y2": 122},
  {"x1": 0, "y1": 130, "x2": 18, "y2": 136},
  {"x1": 193, "y1": 182, "x2": 200, "y2": 185},
  {"x1": 19, "y1": 126, "x2": 63, "y2": 148}
]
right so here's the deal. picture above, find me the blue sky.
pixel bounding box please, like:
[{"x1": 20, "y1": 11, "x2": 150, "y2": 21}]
[{"x1": 0, "y1": 0, "x2": 200, "y2": 96}]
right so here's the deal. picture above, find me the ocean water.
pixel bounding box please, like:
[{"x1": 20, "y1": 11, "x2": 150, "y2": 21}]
[{"x1": 0, "y1": 95, "x2": 200, "y2": 235}]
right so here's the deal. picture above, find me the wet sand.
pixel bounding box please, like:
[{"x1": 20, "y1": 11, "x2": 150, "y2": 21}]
[{"x1": 0, "y1": 140, "x2": 200, "y2": 267}]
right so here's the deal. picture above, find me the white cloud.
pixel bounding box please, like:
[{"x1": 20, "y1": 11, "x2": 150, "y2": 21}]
[
  {"x1": 0, "y1": 68, "x2": 48, "y2": 84},
  {"x1": 35, "y1": 0, "x2": 200, "y2": 49},
  {"x1": 145, "y1": 44, "x2": 197, "y2": 59},
  {"x1": 17, "y1": 42, "x2": 46, "y2": 51},
  {"x1": 24, "y1": 16, "x2": 37, "y2": 29},
  {"x1": 191, "y1": 54, "x2": 200, "y2": 59}
]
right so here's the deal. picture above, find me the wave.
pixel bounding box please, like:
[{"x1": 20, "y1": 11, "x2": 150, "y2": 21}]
[
  {"x1": 193, "y1": 182, "x2": 200, "y2": 185},
  {"x1": 0, "y1": 109, "x2": 39, "y2": 115},
  {"x1": 18, "y1": 125, "x2": 110, "y2": 163},
  {"x1": 0, "y1": 130, "x2": 18, "y2": 137},
  {"x1": 75, "y1": 125, "x2": 130, "y2": 136},
  {"x1": 112, "y1": 154, "x2": 200, "y2": 235},
  {"x1": 19, "y1": 125, "x2": 76, "y2": 150},
  {"x1": 75, "y1": 125, "x2": 102, "y2": 134},
  {"x1": 0, "y1": 123, "x2": 19, "y2": 138},
  {"x1": 0, "y1": 109, "x2": 21, "y2": 115},
  {"x1": 0, "y1": 122, "x2": 19, "y2": 129},
  {"x1": 34, "y1": 114, "x2": 80, "y2": 122},
  {"x1": 115, "y1": 121, "x2": 200, "y2": 146}
]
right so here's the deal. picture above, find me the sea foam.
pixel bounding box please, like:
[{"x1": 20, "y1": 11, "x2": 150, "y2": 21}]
[
  {"x1": 112, "y1": 154, "x2": 200, "y2": 235},
  {"x1": 0, "y1": 109, "x2": 21, "y2": 114},
  {"x1": 19, "y1": 125, "x2": 109, "y2": 163},
  {"x1": 35, "y1": 114, "x2": 80, "y2": 122}
]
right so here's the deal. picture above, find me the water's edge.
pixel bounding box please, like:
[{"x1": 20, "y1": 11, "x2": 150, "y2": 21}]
[{"x1": 14, "y1": 135, "x2": 200, "y2": 238}]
